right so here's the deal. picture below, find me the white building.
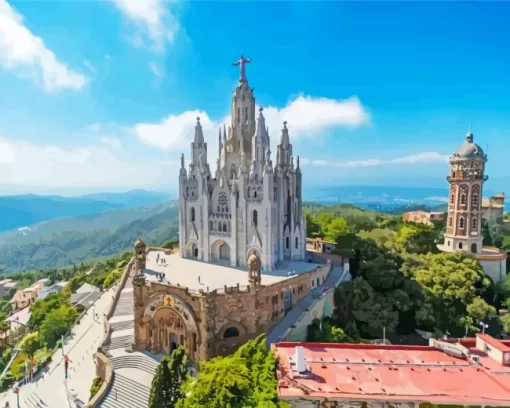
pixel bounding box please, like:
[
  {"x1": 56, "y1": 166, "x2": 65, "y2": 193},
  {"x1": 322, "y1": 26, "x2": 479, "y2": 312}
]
[{"x1": 178, "y1": 56, "x2": 306, "y2": 271}]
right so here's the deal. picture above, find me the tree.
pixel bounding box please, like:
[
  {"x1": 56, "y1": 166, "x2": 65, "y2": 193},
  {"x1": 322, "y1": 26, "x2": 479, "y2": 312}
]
[
  {"x1": 323, "y1": 216, "x2": 351, "y2": 242},
  {"x1": 149, "y1": 347, "x2": 188, "y2": 408},
  {"x1": 39, "y1": 306, "x2": 76, "y2": 348},
  {"x1": 305, "y1": 213, "x2": 322, "y2": 237},
  {"x1": 178, "y1": 335, "x2": 288, "y2": 408},
  {"x1": 0, "y1": 312, "x2": 11, "y2": 334},
  {"x1": 18, "y1": 332, "x2": 41, "y2": 358},
  {"x1": 403, "y1": 252, "x2": 493, "y2": 335},
  {"x1": 501, "y1": 314, "x2": 510, "y2": 334}
]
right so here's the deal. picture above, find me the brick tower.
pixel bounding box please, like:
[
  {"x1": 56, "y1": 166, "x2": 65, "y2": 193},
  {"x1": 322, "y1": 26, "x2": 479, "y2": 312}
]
[{"x1": 439, "y1": 130, "x2": 487, "y2": 254}]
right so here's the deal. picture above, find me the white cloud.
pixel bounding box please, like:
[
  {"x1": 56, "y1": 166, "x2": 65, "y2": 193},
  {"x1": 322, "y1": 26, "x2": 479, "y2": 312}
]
[
  {"x1": 0, "y1": 136, "x2": 172, "y2": 190},
  {"x1": 100, "y1": 137, "x2": 122, "y2": 150},
  {"x1": 83, "y1": 60, "x2": 97, "y2": 74},
  {"x1": 149, "y1": 61, "x2": 163, "y2": 78},
  {"x1": 111, "y1": 0, "x2": 179, "y2": 53},
  {"x1": 300, "y1": 152, "x2": 449, "y2": 168},
  {"x1": 0, "y1": 0, "x2": 87, "y2": 92},
  {"x1": 132, "y1": 94, "x2": 370, "y2": 154},
  {"x1": 88, "y1": 123, "x2": 102, "y2": 132}
]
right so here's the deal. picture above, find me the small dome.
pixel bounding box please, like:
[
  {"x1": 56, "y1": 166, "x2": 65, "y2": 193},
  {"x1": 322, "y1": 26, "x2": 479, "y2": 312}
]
[
  {"x1": 134, "y1": 239, "x2": 146, "y2": 248},
  {"x1": 451, "y1": 131, "x2": 485, "y2": 160}
]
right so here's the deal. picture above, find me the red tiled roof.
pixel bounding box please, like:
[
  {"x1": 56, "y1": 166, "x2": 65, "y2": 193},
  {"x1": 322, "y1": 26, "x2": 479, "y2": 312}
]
[
  {"x1": 273, "y1": 342, "x2": 510, "y2": 406},
  {"x1": 477, "y1": 333, "x2": 510, "y2": 352}
]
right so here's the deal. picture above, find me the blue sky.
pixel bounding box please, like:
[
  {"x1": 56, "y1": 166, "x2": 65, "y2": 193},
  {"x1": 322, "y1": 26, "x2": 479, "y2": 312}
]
[{"x1": 0, "y1": 0, "x2": 509, "y2": 195}]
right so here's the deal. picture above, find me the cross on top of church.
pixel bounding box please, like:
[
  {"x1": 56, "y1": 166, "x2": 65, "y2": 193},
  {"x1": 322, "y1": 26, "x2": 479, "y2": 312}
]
[{"x1": 232, "y1": 55, "x2": 252, "y2": 82}]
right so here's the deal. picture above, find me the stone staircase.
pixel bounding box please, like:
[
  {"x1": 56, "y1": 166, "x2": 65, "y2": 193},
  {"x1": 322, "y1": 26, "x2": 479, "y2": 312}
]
[
  {"x1": 99, "y1": 373, "x2": 151, "y2": 408},
  {"x1": 98, "y1": 269, "x2": 159, "y2": 408},
  {"x1": 110, "y1": 354, "x2": 158, "y2": 375}
]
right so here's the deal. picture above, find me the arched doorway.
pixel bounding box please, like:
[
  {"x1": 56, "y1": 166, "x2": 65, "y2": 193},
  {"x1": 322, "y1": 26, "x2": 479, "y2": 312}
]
[
  {"x1": 169, "y1": 333, "x2": 179, "y2": 352},
  {"x1": 211, "y1": 240, "x2": 231, "y2": 262},
  {"x1": 220, "y1": 243, "x2": 230, "y2": 260},
  {"x1": 152, "y1": 307, "x2": 187, "y2": 355},
  {"x1": 223, "y1": 327, "x2": 240, "y2": 338},
  {"x1": 471, "y1": 243, "x2": 477, "y2": 253},
  {"x1": 187, "y1": 241, "x2": 198, "y2": 258}
]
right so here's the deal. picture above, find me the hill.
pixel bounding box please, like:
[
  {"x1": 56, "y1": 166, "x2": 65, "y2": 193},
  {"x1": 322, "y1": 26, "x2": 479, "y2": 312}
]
[
  {"x1": 0, "y1": 200, "x2": 179, "y2": 272},
  {"x1": 0, "y1": 190, "x2": 170, "y2": 232}
]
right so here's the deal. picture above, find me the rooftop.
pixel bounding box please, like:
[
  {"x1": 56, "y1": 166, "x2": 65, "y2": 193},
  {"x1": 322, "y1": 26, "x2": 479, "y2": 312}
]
[
  {"x1": 143, "y1": 250, "x2": 320, "y2": 291},
  {"x1": 273, "y1": 339, "x2": 510, "y2": 406},
  {"x1": 6, "y1": 306, "x2": 31, "y2": 330}
]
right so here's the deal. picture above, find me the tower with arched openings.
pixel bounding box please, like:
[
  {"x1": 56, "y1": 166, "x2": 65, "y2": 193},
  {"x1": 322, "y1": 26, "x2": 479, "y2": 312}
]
[{"x1": 438, "y1": 130, "x2": 506, "y2": 282}]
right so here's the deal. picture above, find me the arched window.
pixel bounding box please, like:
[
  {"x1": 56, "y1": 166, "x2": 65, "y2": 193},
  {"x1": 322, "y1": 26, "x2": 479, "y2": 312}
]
[
  {"x1": 459, "y1": 242, "x2": 463, "y2": 250},
  {"x1": 286, "y1": 237, "x2": 290, "y2": 249},
  {"x1": 237, "y1": 107, "x2": 240, "y2": 124},
  {"x1": 449, "y1": 217, "x2": 453, "y2": 227},
  {"x1": 254, "y1": 191, "x2": 257, "y2": 199},
  {"x1": 244, "y1": 107, "x2": 248, "y2": 124},
  {"x1": 224, "y1": 327, "x2": 240, "y2": 338},
  {"x1": 191, "y1": 207, "x2": 195, "y2": 222},
  {"x1": 471, "y1": 243, "x2": 477, "y2": 253},
  {"x1": 230, "y1": 165, "x2": 236, "y2": 180},
  {"x1": 218, "y1": 192, "x2": 229, "y2": 213},
  {"x1": 472, "y1": 217, "x2": 478, "y2": 230},
  {"x1": 209, "y1": 220, "x2": 213, "y2": 231},
  {"x1": 295, "y1": 237, "x2": 299, "y2": 249},
  {"x1": 473, "y1": 194, "x2": 479, "y2": 206},
  {"x1": 253, "y1": 210, "x2": 258, "y2": 226},
  {"x1": 222, "y1": 222, "x2": 227, "y2": 232},
  {"x1": 450, "y1": 194, "x2": 455, "y2": 203},
  {"x1": 459, "y1": 217, "x2": 465, "y2": 228},
  {"x1": 460, "y1": 193, "x2": 466, "y2": 205}
]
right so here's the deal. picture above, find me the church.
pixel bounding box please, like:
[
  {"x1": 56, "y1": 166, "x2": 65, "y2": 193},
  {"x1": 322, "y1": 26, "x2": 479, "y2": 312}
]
[{"x1": 177, "y1": 56, "x2": 306, "y2": 271}]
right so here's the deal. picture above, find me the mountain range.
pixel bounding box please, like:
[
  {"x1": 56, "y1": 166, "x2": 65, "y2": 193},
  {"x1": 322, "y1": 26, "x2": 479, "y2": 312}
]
[
  {"x1": 0, "y1": 190, "x2": 171, "y2": 232},
  {"x1": 0, "y1": 186, "x2": 506, "y2": 273}
]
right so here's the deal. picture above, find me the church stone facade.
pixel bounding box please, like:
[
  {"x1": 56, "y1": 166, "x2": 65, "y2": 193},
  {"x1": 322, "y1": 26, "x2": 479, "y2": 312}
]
[{"x1": 178, "y1": 56, "x2": 306, "y2": 271}]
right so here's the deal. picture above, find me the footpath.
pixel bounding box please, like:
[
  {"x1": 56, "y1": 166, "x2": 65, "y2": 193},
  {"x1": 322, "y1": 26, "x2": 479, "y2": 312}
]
[{"x1": 0, "y1": 286, "x2": 116, "y2": 408}]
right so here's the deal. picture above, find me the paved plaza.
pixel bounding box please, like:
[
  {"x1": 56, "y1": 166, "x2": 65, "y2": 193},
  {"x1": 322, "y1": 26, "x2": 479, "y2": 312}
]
[
  {"x1": 145, "y1": 250, "x2": 321, "y2": 291},
  {"x1": 0, "y1": 286, "x2": 116, "y2": 408}
]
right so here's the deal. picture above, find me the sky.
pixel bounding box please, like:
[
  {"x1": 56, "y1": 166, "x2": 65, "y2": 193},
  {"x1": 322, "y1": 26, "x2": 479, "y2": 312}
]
[{"x1": 0, "y1": 0, "x2": 509, "y2": 196}]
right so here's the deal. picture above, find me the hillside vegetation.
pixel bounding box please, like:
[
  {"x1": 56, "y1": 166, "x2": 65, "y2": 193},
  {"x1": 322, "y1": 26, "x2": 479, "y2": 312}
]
[{"x1": 0, "y1": 201, "x2": 179, "y2": 272}]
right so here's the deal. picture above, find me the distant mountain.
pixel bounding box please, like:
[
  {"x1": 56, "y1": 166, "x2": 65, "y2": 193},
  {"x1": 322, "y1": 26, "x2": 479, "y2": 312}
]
[
  {"x1": 0, "y1": 200, "x2": 178, "y2": 272},
  {"x1": 0, "y1": 190, "x2": 170, "y2": 232}
]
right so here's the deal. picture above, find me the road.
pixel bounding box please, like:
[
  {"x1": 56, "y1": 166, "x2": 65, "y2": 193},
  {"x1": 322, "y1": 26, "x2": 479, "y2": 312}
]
[{"x1": 0, "y1": 286, "x2": 116, "y2": 408}]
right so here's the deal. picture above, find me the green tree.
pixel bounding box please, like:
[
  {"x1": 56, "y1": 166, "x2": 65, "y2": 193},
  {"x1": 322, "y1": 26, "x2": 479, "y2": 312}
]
[
  {"x1": 305, "y1": 213, "x2": 322, "y2": 237},
  {"x1": 501, "y1": 314, "x2": 510, "y2": 333},
  {"x1": 0, "y1": 312, "x2": 11, "y2": 334},
  {"x1": 149, "y1": 347, "x2": 188, "y2": 408},
  {"x1": 178, "y1": 335, "x2": 288, "y2": 408},
  {"x1": 39, "y1": 306, "x2": 76, "y2": 348},
  {"x1": 323, "y1": 216, "x2": 351, "y2": 242},
  {"x1": 18, "y1": 332, "x2": 41, "y2": 357}
]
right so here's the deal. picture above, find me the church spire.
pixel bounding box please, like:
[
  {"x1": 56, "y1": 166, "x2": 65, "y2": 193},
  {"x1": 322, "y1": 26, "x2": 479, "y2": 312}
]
[
  {"x1": 194, "y1": 117, "x2": 204, "y2": 144},
  {"x1": 279, "y1": 121, "x2": 290, "y2": 145}
]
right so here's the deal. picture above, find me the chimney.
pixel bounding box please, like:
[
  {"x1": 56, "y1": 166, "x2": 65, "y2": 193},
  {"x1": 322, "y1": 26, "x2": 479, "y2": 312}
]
[{"x1": 295, "y1": 346, "x2": 306, "y2": 373}]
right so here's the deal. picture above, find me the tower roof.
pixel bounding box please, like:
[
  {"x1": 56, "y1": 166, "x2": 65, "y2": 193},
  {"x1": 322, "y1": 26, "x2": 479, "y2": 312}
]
[
  {"x1": 194, "y1": 117, "x2": 204, "y2": 144},
  {"x1": 134, "y1": 238, "x2": 146, "y2": 248},
  {"x1": 279, "y1": 121, "x2": 290, "y2": 145},
  {"x1": 451, "y1": 131, "x2": 485, "y2": 161}
]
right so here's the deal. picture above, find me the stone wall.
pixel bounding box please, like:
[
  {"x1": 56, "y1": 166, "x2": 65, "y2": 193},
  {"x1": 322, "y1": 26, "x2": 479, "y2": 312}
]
[
  {"x1": 86, "y1": 258, "x2": 134, "y2": 408},
  {"x1": 133, "y1": 262, "x2": 332, "y2": 361}
]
